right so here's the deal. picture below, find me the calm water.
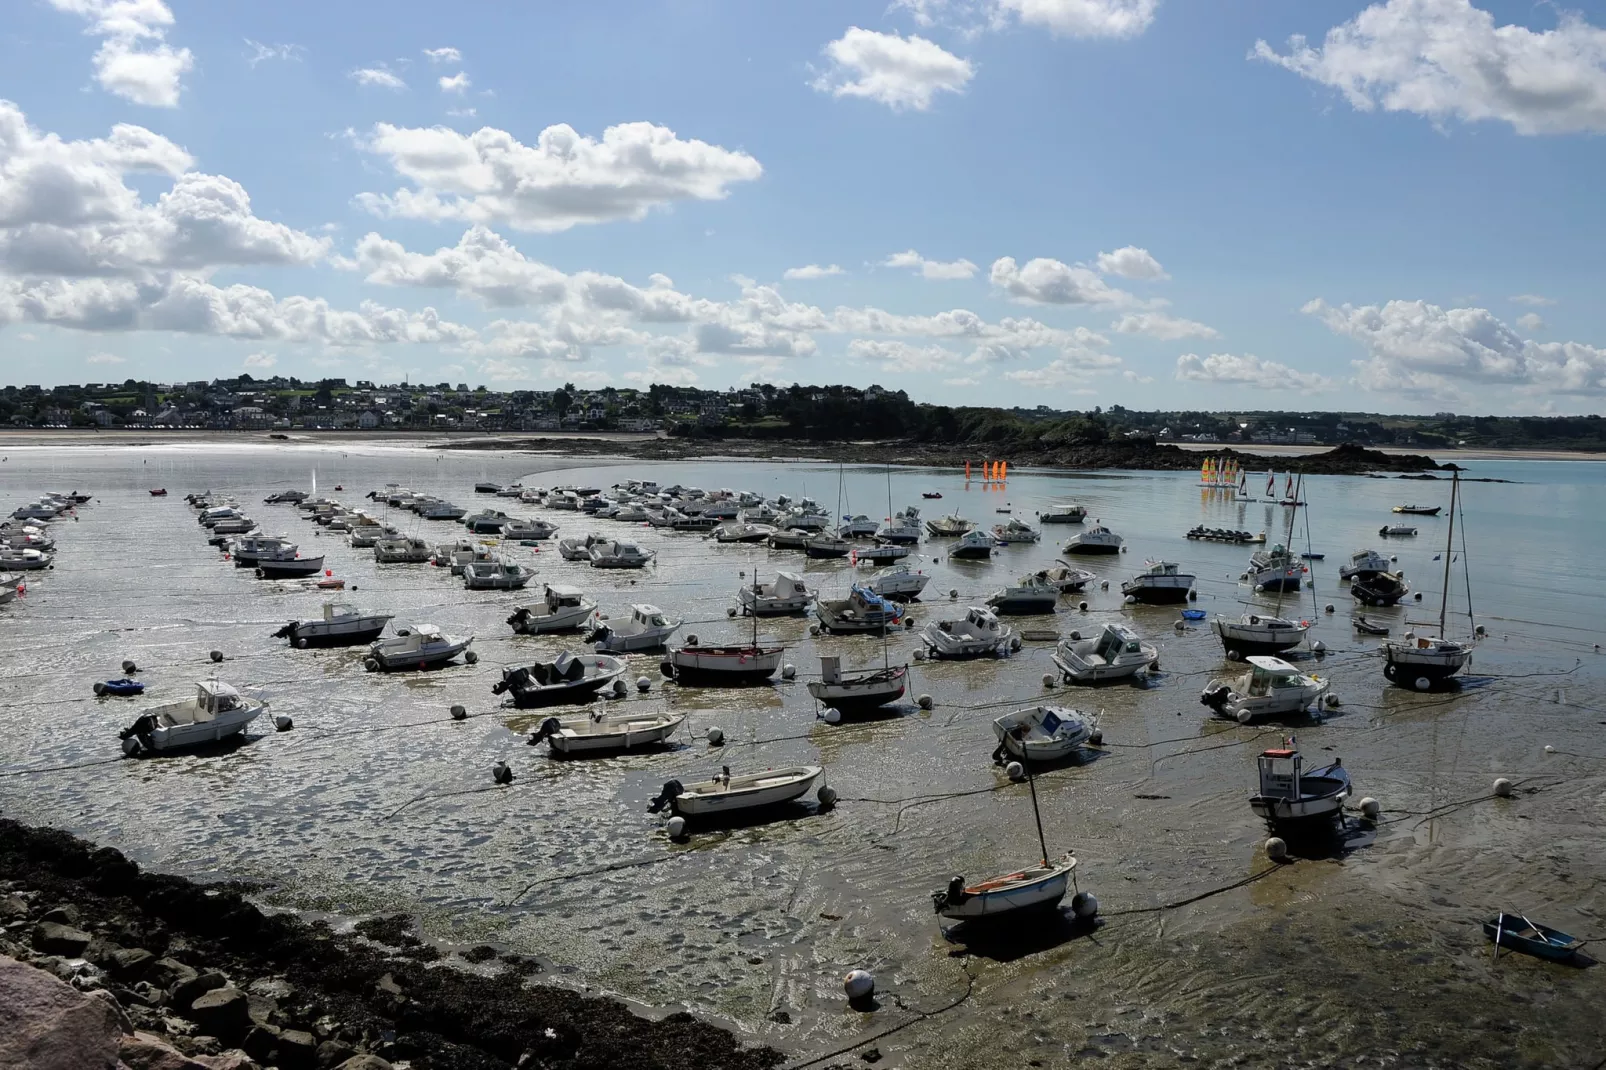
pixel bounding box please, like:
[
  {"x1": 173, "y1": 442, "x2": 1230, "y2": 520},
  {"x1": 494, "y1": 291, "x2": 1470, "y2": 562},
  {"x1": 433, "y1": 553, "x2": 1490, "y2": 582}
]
[{"x1": 3, "y1": 442, "x2": 1603, "y2": 1069}]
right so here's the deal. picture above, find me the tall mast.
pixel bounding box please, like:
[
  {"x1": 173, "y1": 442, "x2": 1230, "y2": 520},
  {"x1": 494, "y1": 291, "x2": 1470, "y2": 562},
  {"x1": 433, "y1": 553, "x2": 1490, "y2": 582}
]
[
  {"x1": 1439, "y1": 469, "x2": 1458, "y2": 637},
  {"x1": 1021, "y1": 750, "x2": 1050, "y2": 866}
]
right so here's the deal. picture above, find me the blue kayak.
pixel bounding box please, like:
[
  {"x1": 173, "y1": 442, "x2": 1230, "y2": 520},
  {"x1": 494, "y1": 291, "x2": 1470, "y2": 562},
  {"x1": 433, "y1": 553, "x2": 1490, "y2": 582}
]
[{"x1": 94, "y1": 679, "x2": 145, "y2": 697}]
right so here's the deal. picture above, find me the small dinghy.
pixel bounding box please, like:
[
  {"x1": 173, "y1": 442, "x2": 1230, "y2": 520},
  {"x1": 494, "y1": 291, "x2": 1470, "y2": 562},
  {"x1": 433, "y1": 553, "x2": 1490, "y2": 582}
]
[
  {"x1": 149, "y1": 488, "x2": 168, "y2": 497},
  {"x1": 119, "y1": 680, "x2": 264, "y2": 756},
  {"x1": 807, "y1": 655, "x2": 907, "y2": 711},
  {"x1": 925, "y1": 513, "x2": 973, "y2": 537},
  {"x1": 508, "y1": 584, "x2": 597, "y2": 634},
  {"x1": 492, "y1": 652, "x2": 626, "y2": 707},
  {"x1": 1038, "y1": 505, "x2": 1087, "y2": 524},
  {"x1": 921, "y1": 491, "x2": 943, "y2": 499},
  {"x1": 739, "y1": 571, "x2": 813, "y2": 616},
  {"x1": 663, "y1": 640, "x2": 784, "y2": 685},
  {"x1": 816, "y1": 584, "x2": 904, "y2": 634},
  {"x1": 865, "y1": 563, "x2": 930, "y2": 602},
  {"x1": 991, "y1": 705, "x2": 1095, "y2": 763},
  {"x1": 1379, "y1": 524, "x2": 1418, "y2": 537},
  {"x1": 648, "y1": 765, "x2": 824, "y2": 817},
  {"x1": 256, "y1": 555, "x2": 325, "y2": 580},
  {"x1": 1033, "y1": 562, "x2": 1095, "y2": 593},
  {"x1": 932, "y1": 854, "x2": 1077, "y2": 920},
  {"x1": 274, "y1": 602, "x2": 392, "y2": 647},
  {"x1": 1353, "y1": 616, "x2": 1390, "y2": 636},
  {"x1": 558, "y1": 534, "x2": 605, "y2": 561},
  {"x1": 1483, "y1": 914, "x2": 1583, "y2": 962},
  {"x1": 365, "y1": 625, "x2": 476, "y2": 672},
  {"x1": 93, "y1": 678, "x2": 145, "y2": 697},
  {"x1": 1249, "y1": 743, "x2": 1350, "y2": 826},
  {"x1": 528, "y1": 708, "x2": 686, "y2": 755},
  {"x1": 1393, "y1": 504, "x2": 1441, "y2": 516}
]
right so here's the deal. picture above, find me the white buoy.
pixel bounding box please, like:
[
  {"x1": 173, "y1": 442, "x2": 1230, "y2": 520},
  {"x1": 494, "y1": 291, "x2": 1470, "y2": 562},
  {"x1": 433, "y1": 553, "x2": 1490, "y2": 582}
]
[
  {"x1": 1078, "y1": 601, "x2": 1088, "y2": 612},
  {"x1": 1493, "y1": 777, "x2": 1513, "y2": 798},
  {"x1": 1312, "y1": 640, "x2": 1326, "y2": 654},
  {"x1": 1005, "y1": 761, "x2": 1025, "y2": 781},
  {"x1": 1544, "y1": 744, "x2": 1555, "y2": 753},
  {"x1": 1099, "y1": 581, "x2": 1109, "y2": 591},
  {"x1": 1236, "y1": 708, "x2": 1253, "y2": 724},
  {"x1": 843, "y1": 969, "x2": 874, "y2": 1001},
  {"x1": 1042, "y1": 673, "x2": 1055, "y2": 688},
  {"x1": 666, "y1": 816, "x2": 687, "y2": 839},
  {"x1": 912, "y1": 648, "x2": 926, "y2": 661},
  {"x1": 1174, "y1": 620, "x2": 1185, "y2": 633},
  {"x1": 706, "y1": 727, "x2": 725, "y2": 746},
  {"x1": 637, "y1": 676, "x2": 652, "y2": 692},
  {"x1": 1359, "y1": 797, "x2": 1381, "y2": 818},
  {"x1": 782, "y1": 664, "x2": 796, "y2": 680},
  {"x1": 817, "y1": 785, "x2": 838, "y2": 808},
  {"x1": 1010, "y1": 636, "x2": 1022, "y2": 651},
  {"x1": 121, "y1": 737, "x2": 140, "y2": 757},
  {"x1": 1265, "y1": 837, "x2": 1288, "y2": 860},
  {"x1": 809, "y1": 623, "x2": 821, "y2": 637},
  {"x1": 273, "y1": 713, "x2": 293, "y2": 732},
  {"x1": 949, "y1": 588, "x2": 958, "y2": 599},
  {"x1": 917, "y1": 694, "x2": 933, "y2": 710},
  {"x1": 1071, "y1": 891, "x2": 1099, "y2": 919},
  {"x1": 1414, "y1": 677, "x2": 1432, "y2": 691},
  {"x1": 823, "y1": 708, "x2": 842, "y2": 724}
]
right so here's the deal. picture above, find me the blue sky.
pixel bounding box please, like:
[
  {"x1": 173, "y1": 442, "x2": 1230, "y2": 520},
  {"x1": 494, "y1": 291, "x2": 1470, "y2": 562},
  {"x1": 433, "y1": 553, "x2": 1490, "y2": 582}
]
[{"x1": 2, "y1": 0, "x2": 1604, "y2": 413}]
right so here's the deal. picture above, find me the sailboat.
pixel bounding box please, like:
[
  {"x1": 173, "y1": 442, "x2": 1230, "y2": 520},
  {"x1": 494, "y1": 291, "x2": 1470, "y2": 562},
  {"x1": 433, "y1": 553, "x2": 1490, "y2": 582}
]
[
  {"x1": 931, "y1": 747, "x2": 1077, "y2": 920},
  {"x1": 1213, "y1": 473, "x2": 1312, "y2": 655},
  {"x1": 1383, "y1": 470, "x2": 1474, "y2": 690}
]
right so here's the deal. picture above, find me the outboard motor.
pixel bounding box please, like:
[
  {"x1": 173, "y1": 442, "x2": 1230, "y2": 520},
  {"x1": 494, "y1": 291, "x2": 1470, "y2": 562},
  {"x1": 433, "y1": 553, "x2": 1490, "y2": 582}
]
[
  {"x1": 506, "y1": 608, "x2": 530, "y2": 630},
  {"x1": 527, "y1": 716, "x2": 562, "y2": 746},
  {"x1": 931, "y1": 875, "x2": 968, "y2": 914},
  {"x1": 585, "y1": 623, "x2": 612, "y2": 645},
  {"x1": 647, "y1": 780, "x2": 684, "y2": 814},
  {"x1": 491, "y1": 667, "x2": 528, "y2": 696},
  {"x1": 272, "y1": 622, "x2": 297, "y2": 641},
  {"x1": 1200, "y1": 683, "x2": 1231, "y2": 711}
]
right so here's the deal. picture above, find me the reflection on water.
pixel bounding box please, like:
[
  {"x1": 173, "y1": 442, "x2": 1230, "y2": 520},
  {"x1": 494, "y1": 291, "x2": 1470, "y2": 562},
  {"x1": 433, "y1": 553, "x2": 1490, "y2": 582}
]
[{"x1": 1, "y1": 442, "x2": 1603, "y2": 1066}]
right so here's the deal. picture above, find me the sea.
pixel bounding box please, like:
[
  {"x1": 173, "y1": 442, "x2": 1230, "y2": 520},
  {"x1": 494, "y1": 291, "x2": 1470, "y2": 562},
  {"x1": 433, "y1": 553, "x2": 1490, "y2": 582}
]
[{"x1": 2, "y1": 440, "x2": 1603, "y2": 1069}]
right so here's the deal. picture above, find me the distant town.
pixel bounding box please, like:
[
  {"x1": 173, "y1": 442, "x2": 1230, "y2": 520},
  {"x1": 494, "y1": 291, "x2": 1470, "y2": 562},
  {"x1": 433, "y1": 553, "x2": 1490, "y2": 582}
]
[{"x1": 1, "y1": 375, "x2": 1602, "y2": 452}]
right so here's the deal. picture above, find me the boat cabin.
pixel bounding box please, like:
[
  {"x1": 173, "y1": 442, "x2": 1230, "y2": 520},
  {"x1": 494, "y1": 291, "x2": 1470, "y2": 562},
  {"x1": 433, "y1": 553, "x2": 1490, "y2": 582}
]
[
  {"x1": 194, "y1": 680, "x2": 245, "y2": 719},
  {"x1": 631, "y1": 604, "x2": 671, "y2": 629},
  {"x1": 1095, "y1": 624, "x2": 1145, "y2": 661},
  {"x1": 1244, "y1": 656, "x2": 1307, "y2": 695},
  {"x1": 1256, "y1": 747, "x2": 1303, "y2": 800},
  {"x1": 544, "y1": 584, "x2": 587, "y2": 610}
]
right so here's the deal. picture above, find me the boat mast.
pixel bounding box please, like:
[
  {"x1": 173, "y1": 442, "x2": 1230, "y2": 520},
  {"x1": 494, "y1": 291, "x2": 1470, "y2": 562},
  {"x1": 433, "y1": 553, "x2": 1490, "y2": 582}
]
[
  {"x1": 1272, "y1": 473, "x2": 1301, "y2": 618},
  {"x1": 1439, "y1": 469, "x2": 1458, "y2": 637},
  {"x1": 1019, "y1": 749, "x2": 1051, "y2": 865}
]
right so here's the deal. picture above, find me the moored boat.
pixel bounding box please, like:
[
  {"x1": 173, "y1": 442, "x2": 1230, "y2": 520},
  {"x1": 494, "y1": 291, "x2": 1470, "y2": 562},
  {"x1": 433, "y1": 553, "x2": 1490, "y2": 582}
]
[
  {"x1": 274, "y1": 602, "x2": 393, "y2": 647},
  {"x1": 588, "y1": 604, "x2": 681, "y2": 653},
  {"x1": 1051, "y1": 623, "x2": 1154, "y2": 684},
  {"x1": 119, "y1": 680, "x2": 265, "y2": 756},
  {"x1": 991, "y1": 705, "x2": 1095, "y2": 763},
  {"x1": 1249, "y1": 743, "x2": 1351, "y2": 826},
  {"x1": 920, "y1": 606, "x2": 1014, "y2": 659},
  {"x1": 1121, "y1": 560, "x2": 1194, "y2": 605},
  {"x1": 527, "y1": 708, "x2": 686, "y2": 754},
  {"x1": 365, "y1": 626, "x2": 476, "y2": 672},
  {"x1": 648, "y1": 765, "x2": 824, "y2": 817},
  {"x1": 806, "y1": 655, "x2": 907, "y2": 710},
  {"x1": 492, "y1": 652, "x2": 627, "y2": 707},
  {"x1": 1201, "y1": 656, "x2": 1329, "y2": 723},
  {"x1": 1062, "y1": 524, "x2": 1123, "y2": 555},
  {"x1": 508, "y1": 584, "x2": 597, "y2": 634}
]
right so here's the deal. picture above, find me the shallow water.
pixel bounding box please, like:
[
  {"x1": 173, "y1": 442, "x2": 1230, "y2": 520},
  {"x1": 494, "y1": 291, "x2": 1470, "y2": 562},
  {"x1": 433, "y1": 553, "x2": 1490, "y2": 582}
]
[{"x1": 2, "y1": 443, "x2": 1603, "y2": 1068}]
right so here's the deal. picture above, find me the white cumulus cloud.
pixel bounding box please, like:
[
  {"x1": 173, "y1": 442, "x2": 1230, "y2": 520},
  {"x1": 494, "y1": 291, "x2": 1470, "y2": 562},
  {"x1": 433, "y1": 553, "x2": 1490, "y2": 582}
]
[
  {"x1": 812, "y1": 27, "x2": 974, "y2": 112},
  {"x1": 49, "y1": 0, "x2": 194, "y2": 107},
  {"x1": 883, "y1": 249, "x2": 977, "y2": 280},
  {"x1": 424, "y1": 47, "x2": 462, "y2": 64},
  {"x1": 1252, "y1": 0, "x2": 1606, "y2": 135},
  {"x1": 783, "y1": 264, "x2": 845, "y2": 280},
  {"x1": 847, "y1": 338, "x2": 961, "y2": 372},
  {"x1": 85, "y1": 350, "x2": 124, "y2": 364},
  {"x1": 355, "y1": 120, "x2": 763, "y2": 232},
  {"x1": 990, "y1": 256, "x2": 1130, "y2": 305},
  {"x1": 1516, "y1": 312, "x2": 1545, "y2": 333},
  {"x1": 995, "y1": 0, "x2": 1158, "y2": 39},
  {"x1": 1510, "y1": 293, "x2": 1556, "y2": 306},
  {"x1": 1111, "y1": 312, "x2": 1217, "y2": 340},
  {"x1": 1176, "y1": 352, "x2": 1334, "y2": 391},
  {"x1": 351, "y1": 67, "x2": 406, "y2": 90},
  {"x1": 242, "y1": 352, "x2": 277, "y2": 368},
  {"x1": 1095, "y1": 245, "x2": 1167, "y2": 280},
  {"x1": 438, "y1": 72, "x2": 471, "y2": 94}
]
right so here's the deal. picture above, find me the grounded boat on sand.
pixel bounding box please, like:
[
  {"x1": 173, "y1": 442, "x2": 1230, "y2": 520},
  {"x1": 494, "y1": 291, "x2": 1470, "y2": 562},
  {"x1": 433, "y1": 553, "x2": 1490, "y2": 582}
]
[
  {"x1": 1051, "y1": 623, "x2": 1154, "y2": 684},
  {"x1": 463, "y1": 555, "x2": 534, "y2": 590},
  {"x1": 1352, "y1": 571, "x2": 1409, "y2": 607},
  {"x1": 275, "y1": 602, "x2": 392, "y2": 647},
  {"x1": 1250, "y1": 744, "x2": 1351, "y2": 826},
  {"x1": 991, "y1": 518, "x2": 1041, "y2": 545},
  {"x1": 920, "y1": 606, "x2": 1015, "y2": 659},
  {"x1": 816, "y1": 584, "x2": 903, "y2": 634},
  {"x1": 255, "y1": 555, "x2": 325, "y2": 580},
  {"x1": 986, "y1": 574, "x2": 1061, "y2": 615},
  {"x1": 739, "y1": 572, "x2": 813, "y2": 616},
  {"x1": 1121, "y1": 560, "x2": 1194, "y2": 605},
  {"x1": 492, "y1": 652, "x2": 626, "y2": 707},
  {"x1": 365, "y1": 626, "x2": 476, "y2": 672},
  {"x1": 1032, "y1": 562, "x2": 1095, "y2": 593},
  {"x1": 1211, "y1": 613, "x2": 1310, "y2": 656},
  {"x1": 663, "y1": 640, "x2": 783, "y2": 685},
  {"x1": 508, "y1": 585, "x2": 597, "y2": 635},
  {"x1": 806, "y1": 655, "x2": 907, "y2": 710},
  {"x1": 947, "y1": 529, "x2": 996, "y2": 560},
  {"x1": 932, "y1": 853, "x2": 1077, "y2": 920},
  {"x1": 527, "y1": 708, "x2": 686, "y2": 755},
  {"x1": 1339, "y1": 548, "x2": 1392, "y2": 579},
  {"x1": 1384, "y1": 470, "x2": 1475, "y2": 691},
  {"x1": 1201, "y1": 656, "x2": 1329, "y2": 723},
  {"x1": 1483, "y1": 914, "x2": 1584, "y2": 962},
  {"x1": 589, "y1": 604, "x2": 681, "y2": 653},
  {"x1": 648, "y1": 765, "x2": 824, "y2": 817},
  {"x1": 991, "y1": 705, "x2": 1095, "y2": 763},
  {"x1": 1038, "y1": 505, "x2": 1087, "y2": 524},
  {"x1": 925, "y1": 513, "x2": 973, "y2": 537},
  {"x1": 1062, "y1": 525, "x2": 1123, "y2": 555},
  {"x1": 119, "y1": 680, "x2": 264, "y2": 756}
]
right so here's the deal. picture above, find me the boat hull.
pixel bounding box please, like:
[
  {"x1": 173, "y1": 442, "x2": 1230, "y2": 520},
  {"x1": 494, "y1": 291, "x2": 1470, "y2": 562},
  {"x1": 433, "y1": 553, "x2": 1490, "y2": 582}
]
[
  {"x1": 1212, "y1": 619, "x2": 1309, "y2": 655},
  {"x1": 1121, "y1": 582, "x2": 1191, "y2": 605},
  {"x1": 671, "y1": 767, "x2": 822, "y2": 816},
  {"x1": 935, "y1": 857, "x2": 1075, "y2": 919},
  {"x1": 987, "y1": 594, "x2": 1058, "y2": 615},
  {"x1": 1063, "y1": 543, "x2": 1119, "y2": 555},
  {"x1": 665, "y1": 646, "x2": 783, "y2": 684},
  {"x1": 548, "y1": 716, "x2": 684, "y2": 754},
  {"x1": 807, "y1": 667, "x2": 907, "y2": 709},
  {"x1": 256, "y1": 558, "x2": 325, "y2": 579},
  {"x1": 283, "y1": 618, "x2": 391, "y2": 647},
  {"x1": 948, "y1": 545, "x2": 992, "y2": 560}
]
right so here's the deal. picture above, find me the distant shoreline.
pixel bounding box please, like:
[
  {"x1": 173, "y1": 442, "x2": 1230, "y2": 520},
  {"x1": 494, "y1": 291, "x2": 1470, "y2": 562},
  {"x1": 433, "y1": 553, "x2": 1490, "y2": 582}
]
[{"x1": 0, "y1": 428, "x2": 1602, "y2": 465}]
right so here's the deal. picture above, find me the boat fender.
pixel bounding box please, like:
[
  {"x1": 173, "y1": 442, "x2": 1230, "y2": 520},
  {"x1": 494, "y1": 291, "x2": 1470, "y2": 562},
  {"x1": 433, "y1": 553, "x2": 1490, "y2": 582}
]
[
  {"x1": 705, "y1": 727, "x2": 724, "y2": 746},
  {"x1": 666, "y1": 816, "x2": 688, "y2": 839},
  {"x1": 1235, "y1": 707, "x2": 1254, "y2": 724},
  {"x1": 364, "y1": 658, "x2": 380, "y2": 673},
  {"x1": 822, "y1": 708, "x2": 842, "y2": 724},
  {"x1": 209, "y1": 650, "x2": 224, "y2": 663},
  {"x1": 122, "y1": 660, "x2": 139, "y2": 675},
  {"x1": 817, "y1": 785, "x2": 838, "y2": 809},
  {"x1": 1359, "y1": 797, "x2": 1381, "y2": 818},
  {"x1": 1071, "y1": 892, "x2": 1099, "y2": 919},
  {"x1": 647, "y1": 780, "x2": 685, "y2": 813}
]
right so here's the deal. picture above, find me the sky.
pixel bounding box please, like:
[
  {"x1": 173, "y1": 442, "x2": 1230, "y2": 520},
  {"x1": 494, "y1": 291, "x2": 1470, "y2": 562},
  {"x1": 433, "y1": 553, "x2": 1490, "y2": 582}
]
[{"x1": 1, "y1": 0, "x2": 1604, "y2": 414}]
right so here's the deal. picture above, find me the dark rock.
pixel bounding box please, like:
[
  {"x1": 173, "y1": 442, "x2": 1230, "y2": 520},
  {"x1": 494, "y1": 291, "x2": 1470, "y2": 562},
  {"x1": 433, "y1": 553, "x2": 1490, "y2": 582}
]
[
  {"x1": 242, "y1": 1023, "x2": 282, "y2": 1062},
  {"x1": 352, "y1": 915, "x2": 414, "y2": 948},
  {"x1": 0, "y1": 953, "x2": 123, "y2": 1069},
  {"x1": 277, "y1": 1028, "x2": 318, "y2": 1067},
  {"x1": 32, "y1": 921, "x2": 93, "y2": 956},
  {"x1": 315, "y1": 1038, "x2": 356, "y2": 1067},
  {"x1": 110, "y1": 946, "x2": 157, "y2": 979},
  {"x1": 373, "y1": 972, "x2": 402, "y2": 997},
  {"x1": 189, "y1": 986, "x2": 250, "y2": 1044},
  {"x1": 245, "y1": 976, "x2": 294, "y2": 1002},
  {"x1": 461, "y1": 944, "x2": 497, "y2": 964},
  {"x1": 89, "y1": 986, "x2": 135, "y2": 1033},
  {"x1": 245, "y1": 991, "x2": 282, "y2": 1027},
  {"x1": 172, "y1": 969, "x2": 227, "y2": 1008},
  {"x1": 120, "y1": 1029, "x2": 214, "y2": 1070},
  {"x1": 335, "y1": 1057, "x2": 393, "y2": 1070},
  {"x1": 149, "y1": 956, "x2": 198, "y2": 993},
  {"x1": 41, "y1": 904, "x2": 81, "y2": 925},
  {"x1": 0, "y1": 893, "x2": 28, "y2": 919}
]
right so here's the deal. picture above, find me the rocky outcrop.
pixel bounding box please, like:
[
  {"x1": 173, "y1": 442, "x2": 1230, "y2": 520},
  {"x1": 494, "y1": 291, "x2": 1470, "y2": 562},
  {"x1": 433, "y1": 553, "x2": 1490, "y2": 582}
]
[{"x1": 0, "y1": 953, "x2": 123, "y2": 1070}]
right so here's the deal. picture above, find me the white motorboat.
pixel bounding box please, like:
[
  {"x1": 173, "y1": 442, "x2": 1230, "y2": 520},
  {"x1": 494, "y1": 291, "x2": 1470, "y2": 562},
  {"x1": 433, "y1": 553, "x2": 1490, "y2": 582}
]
[
  {"x1": 920, "y1": 607, "x2": 1015, "y2": 659},
  {"x1": 611, "y1": 504, "x2": 648, "y2": 523},
  {"x1": 816, "y1": 584, "x2": 904, "y2": 634},
  {"x1": 947, "y1": 529, "x2": 996, "y2": 560},
  {"x1": 119, "y1": 680, "x2": 264, "y2": 756},
  {"x1": 714, "y1": 521, "x2": 775, "y2": 544},
  {"x1": 991, "y1": 706, "x2": 1095, "y2": 763},
  {"x1": 932, "y1": 853, "x2": 1077, "y2": 920},
  {"x1": 925, "y1": 513, "x2": 973, "y2": 537},
  {"x1": 348, "y1": 524, "x2": 392, "y2": 549},
  {"x1": 781, "y1": 505, "x2": 830, "y2": 531},
  {"x1": 464, "y1": 555, "x2": 534, "y2": 590},
  {"x1": 837, "y1": 514, "x2": 880, "y2": 538},
  {"x1": 365, "y1": 625, "x2": 476, "y2": 672},
  {"x1": 208, "y1": 516, "x2": 257, "y2": 536},
  {"x1": 850, "y1": 543, "x2": 910, "y2": 565},
  {"x1": 465, "y1": 510, "x2": 516, "y2": 534},
  {"x1": 648, "y1": 765, "x2": 824, "y2": 817},
  {"x1": 1246, "y1": 545, "x2": 1302, "y2": 593},
  {"x1": 1032, "y1": 562, "x2": 1096, "y2": 593},
  {"x1": 1379, "y1": 524, "x2": 1418, "y2": 537},
  {"x1": 375, "y1": 536, "x2": 431, "y2": 563},
  {"x1": 1339, "y1": 548, "x2": 1391, "y2": 579},
  {"x1": 422, "y1": 502, "x2": 467, "y2": 521},
  {"x1": 492, "y1": 652, "x2": 627, "y2": 707},
  {"x1": 264, "y1": 490, "x2": 308, "y2": 504},
  {"x1": 508, "y1": 584, "x2": 597, "y2": 634},
  {"x1": 528, "y1": 708, "x2": 686, "y2": 754},
  {"x1": 1250, "y1": 744, "x2": 1351, "y2": 826},
  {"x1": 590, "y1": 604, "x2": 682, "y2": 653},
  {"x1": 434, "y1": 539, "x2": 495, "y2": 575},
  {"x1": 1212, "y1": 613, "x2": 1310, "y2": 656},
  {"x1": 806, "y1": 655, "x2": 907, "y2": 710},
  {"x1": 558, "y1": 534, "x2": 605, "y2": 561},
  {"x1": 865, "y1": 563, "x2": 931, "y2": 602},
  {"x1": 1038, "y1": 505, "x2": 1088, "y2": 524},
  {"x1": 986, "y1": 575, "x2": 1061, "y2": 615},
  {"x1": 767, "y1": 527, "x2": 811, "y2": 551},
  {"x1": 876, "y1": 507, "x2": 922, "y2": 545},
  {"x1": 1052, "y1": 623, "x2": 1155, "y2": 684},
  {"x1": 1121, "y1": 560, "x2": 1195, "y2": 605},
  {"x1": 0, "y1": 573, "x2": 20, "y2": 606},
  {"x1": 990, "y1": 518, "x2": 1041, "y2": 545},
  {"x1": 0, "y1": 547, "x2": 54, "y2": 570},
  {"x1": 503, "y1": 519, "x2": 558, "y2": 541},
  {"x1": 738, "y1": 571, "x2": 813, "y2": 616},
  {"x1": 1201, "y1": 655, "x2": 1329, "y2": 723},
  {"x1": 589, "y1": 540, "x2": 655, "y2": 568},
  {"x1": 663, "y1": 639, "x2": 784, "y2": 684},
  {"x1": 1063, "y1": 525, "x2": 1123, "y2": 555},
  {"x1": 274, "y1": 602, "x2": 392, "y2": 647}
]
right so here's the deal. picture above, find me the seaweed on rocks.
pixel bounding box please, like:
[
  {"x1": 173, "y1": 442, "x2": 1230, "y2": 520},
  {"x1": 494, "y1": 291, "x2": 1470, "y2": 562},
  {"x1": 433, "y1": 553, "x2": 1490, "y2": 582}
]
[{"x1": 0, "y1": 818, "x2": 784, "y2": 1070}]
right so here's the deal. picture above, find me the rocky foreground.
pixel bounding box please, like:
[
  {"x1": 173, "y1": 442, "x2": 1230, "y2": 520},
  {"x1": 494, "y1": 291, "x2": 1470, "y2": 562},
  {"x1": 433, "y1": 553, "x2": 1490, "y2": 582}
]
[{"x1": 0, "y1": 818, "x2": 782, "y2": 1070}]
